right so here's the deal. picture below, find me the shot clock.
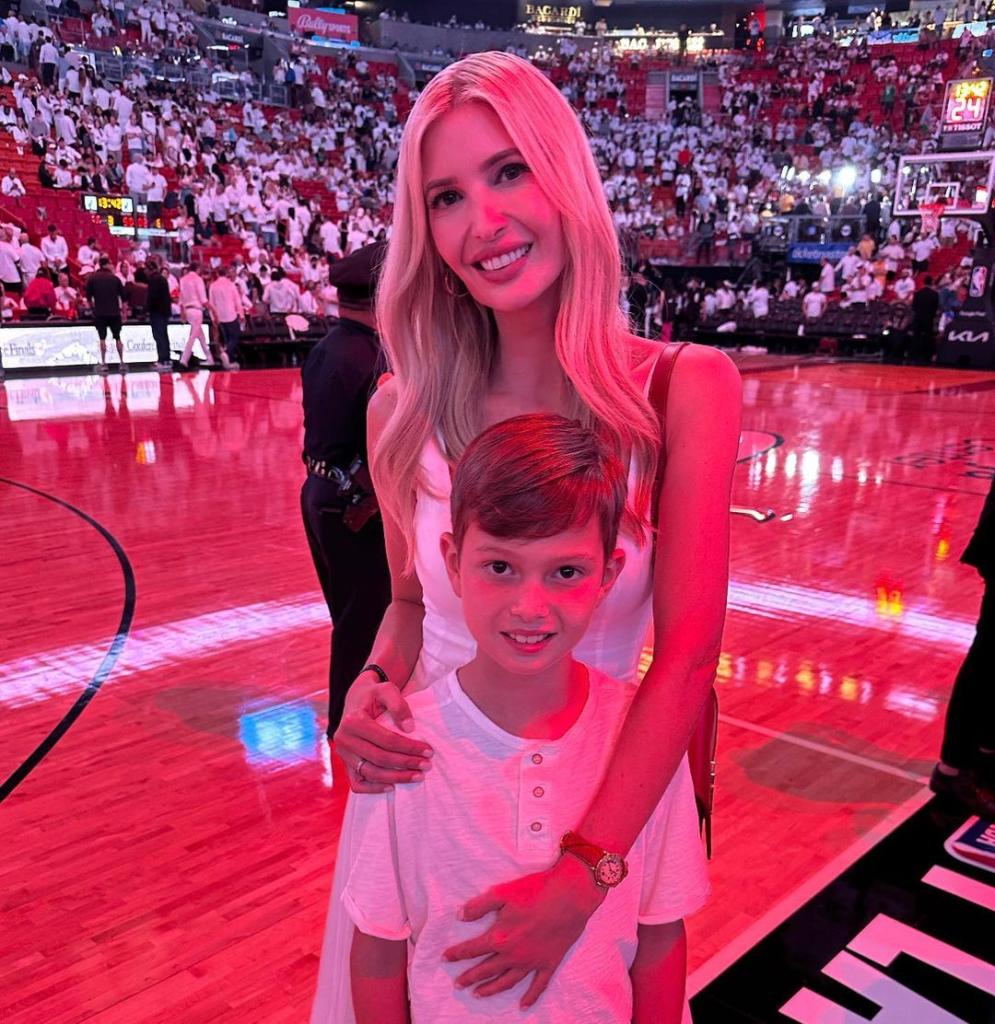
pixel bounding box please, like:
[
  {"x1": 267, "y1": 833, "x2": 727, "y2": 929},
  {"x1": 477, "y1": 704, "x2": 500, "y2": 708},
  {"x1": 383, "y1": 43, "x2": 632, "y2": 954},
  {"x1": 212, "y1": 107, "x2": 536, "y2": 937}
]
[{"x1": 940, "y1": 78, "x2": 993, "y2": 150}]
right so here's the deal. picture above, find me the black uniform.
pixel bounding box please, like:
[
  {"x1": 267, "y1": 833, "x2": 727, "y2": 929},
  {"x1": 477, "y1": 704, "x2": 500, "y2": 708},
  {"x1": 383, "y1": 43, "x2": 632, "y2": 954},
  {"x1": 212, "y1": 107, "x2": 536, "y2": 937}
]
[
  {"x1": 300, "y1": 241, "x2": 391, "y2": 736},
  {"x1": 939, "y1": 475, "x2": 995, "y2": 774},
  {"x1": 85, "y1": 267, "x2": 125, "y2": 341},
  {"x1": 147, "y1": 269, "x2": 172, "y2": 364},
  {"x1": 911, "y1": 282, "x2": 939, "y2": 364}
]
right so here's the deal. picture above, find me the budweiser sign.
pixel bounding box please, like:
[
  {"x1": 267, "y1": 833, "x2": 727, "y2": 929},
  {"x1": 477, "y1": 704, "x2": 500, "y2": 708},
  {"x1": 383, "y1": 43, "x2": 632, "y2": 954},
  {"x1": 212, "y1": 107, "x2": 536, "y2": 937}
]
[{"x1": 289, "y1": 7, "x2": 358, "y2": 41}]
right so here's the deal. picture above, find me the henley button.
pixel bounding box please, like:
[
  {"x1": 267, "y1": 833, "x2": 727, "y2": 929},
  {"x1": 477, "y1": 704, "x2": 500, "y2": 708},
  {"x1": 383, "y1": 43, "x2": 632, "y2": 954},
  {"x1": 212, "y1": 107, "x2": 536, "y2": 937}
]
[
  {"x1": 530, "y1": 821, "x2": 542, "y2": 832},
  {"x1": 531, "y1": 753, "x2": 543, "y2": 765}
]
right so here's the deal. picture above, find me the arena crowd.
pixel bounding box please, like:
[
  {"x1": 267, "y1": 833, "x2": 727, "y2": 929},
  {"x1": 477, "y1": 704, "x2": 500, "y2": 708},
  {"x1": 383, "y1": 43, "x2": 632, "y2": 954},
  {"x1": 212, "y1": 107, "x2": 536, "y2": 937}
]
[{"x1": 0, "y1": 0, "x2": 990, "y2": 355}]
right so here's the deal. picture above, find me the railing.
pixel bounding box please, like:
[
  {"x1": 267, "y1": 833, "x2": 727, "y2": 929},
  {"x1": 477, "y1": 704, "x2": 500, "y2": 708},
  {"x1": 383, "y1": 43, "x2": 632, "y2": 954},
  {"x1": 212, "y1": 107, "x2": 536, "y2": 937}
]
[
  {"x1": 773, "y1": 214, "x2": 872, "y2": 246},
  {"x1": 80, "y1": 48, "x2": 289, "y2": 104}
]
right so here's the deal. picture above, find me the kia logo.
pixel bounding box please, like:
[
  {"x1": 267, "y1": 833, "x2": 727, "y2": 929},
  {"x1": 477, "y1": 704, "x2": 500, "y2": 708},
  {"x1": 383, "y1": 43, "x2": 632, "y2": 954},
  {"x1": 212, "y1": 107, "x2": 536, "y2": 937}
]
[{"x1": 949, "y1": 329, "x2": 991, "y2": 344}]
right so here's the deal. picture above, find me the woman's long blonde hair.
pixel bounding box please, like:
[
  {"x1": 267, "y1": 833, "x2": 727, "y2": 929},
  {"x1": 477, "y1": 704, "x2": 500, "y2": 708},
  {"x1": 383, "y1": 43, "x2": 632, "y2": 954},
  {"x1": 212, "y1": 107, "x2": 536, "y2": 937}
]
[{"x1": 374, "y1": 51, "x2": 660, "y2": 570}]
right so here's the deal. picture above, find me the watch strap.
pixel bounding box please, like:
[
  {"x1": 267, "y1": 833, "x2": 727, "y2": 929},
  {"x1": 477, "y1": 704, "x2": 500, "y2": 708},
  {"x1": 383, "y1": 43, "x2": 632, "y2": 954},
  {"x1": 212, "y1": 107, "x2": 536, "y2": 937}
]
[{"x1": 561, "y1": 831, "x2": 607, "y2": 866}]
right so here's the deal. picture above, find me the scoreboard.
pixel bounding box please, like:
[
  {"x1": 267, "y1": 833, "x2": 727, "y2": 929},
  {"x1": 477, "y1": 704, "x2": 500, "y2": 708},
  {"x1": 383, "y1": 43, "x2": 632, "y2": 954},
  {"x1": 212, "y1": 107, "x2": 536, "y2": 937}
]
[
  {"x1": 81, "y1": 194, "x2": 174, "y2": 239},
  {"x1": 940, "y1": 77, "x2": 993, "y2": 150},
  {"x1": 82, "y1": 193, "x2": 138, "y2": 236}
]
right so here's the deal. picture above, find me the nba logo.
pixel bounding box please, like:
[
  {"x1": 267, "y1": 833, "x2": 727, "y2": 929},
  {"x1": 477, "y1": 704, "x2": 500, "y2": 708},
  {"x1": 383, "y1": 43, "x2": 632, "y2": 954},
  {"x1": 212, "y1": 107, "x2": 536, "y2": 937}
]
[{"x1": 969, "y1": 265, "x2": 989, "y2": 297}]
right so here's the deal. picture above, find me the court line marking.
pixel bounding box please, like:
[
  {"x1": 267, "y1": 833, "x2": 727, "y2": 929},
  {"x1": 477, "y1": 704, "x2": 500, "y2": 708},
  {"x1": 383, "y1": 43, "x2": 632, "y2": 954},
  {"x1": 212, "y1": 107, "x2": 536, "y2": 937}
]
[
  {"x1": 844, "y1": 475, "x2": 990, "y2": 497},
  {"x1": 0, "y1": 478, "x2": 136, "y2": 805},
  {"x1": 687, "y1": 786, "x2": 935, "y2": 997},
  {"x1": 922, "y1": 864, "x2": 995, "y2": 913},
  {"x1": 718, "y1": 712, "x2": 930, "y2": 784},
  {"x1": 3, "y1": 577, "x2": 976, "y2": 709}
]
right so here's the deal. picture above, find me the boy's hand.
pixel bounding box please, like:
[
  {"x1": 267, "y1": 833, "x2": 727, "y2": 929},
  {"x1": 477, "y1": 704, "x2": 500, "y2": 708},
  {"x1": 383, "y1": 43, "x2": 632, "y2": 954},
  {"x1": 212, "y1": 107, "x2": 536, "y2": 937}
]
[
  {"x1": 443, "y1": 854, "x2": 605, "y2": 1008},
  {"x1": 334, "y1": 671, "x2": 433, "y2": 793}
]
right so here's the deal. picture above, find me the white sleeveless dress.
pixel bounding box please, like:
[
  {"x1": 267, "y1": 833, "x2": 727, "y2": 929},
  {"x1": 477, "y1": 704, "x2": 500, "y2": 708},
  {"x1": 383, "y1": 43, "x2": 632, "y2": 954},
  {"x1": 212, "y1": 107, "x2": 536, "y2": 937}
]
[{"x1": 310, "y1": 357, "x2": 704, "y2": 1023}]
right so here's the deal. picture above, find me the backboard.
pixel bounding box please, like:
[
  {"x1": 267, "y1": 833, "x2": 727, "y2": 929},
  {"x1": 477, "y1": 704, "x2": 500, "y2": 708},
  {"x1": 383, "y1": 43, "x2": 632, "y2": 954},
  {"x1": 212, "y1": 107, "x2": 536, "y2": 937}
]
[{"x1": 893, "y1": 151, "x2": 995, "y2": 218}]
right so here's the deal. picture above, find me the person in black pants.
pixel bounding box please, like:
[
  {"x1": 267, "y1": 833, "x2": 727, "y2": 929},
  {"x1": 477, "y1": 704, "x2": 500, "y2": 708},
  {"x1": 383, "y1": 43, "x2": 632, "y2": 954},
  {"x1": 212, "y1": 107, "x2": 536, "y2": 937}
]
[
  {"x1": 146, "y1": 257, "x2": 172, "y2": 372},
  {"x1": 931, "y1": 475, "x2": 995, "y2": 818},
  {"x1": 300, "y1": 241, "x2": 391, "y2": 738},
  {"x1": 85, "y1": 256, "x2": 126, "y2": 373},
  {"x1": 910, "y1": 275, "x2": 939, "y2": 364}
]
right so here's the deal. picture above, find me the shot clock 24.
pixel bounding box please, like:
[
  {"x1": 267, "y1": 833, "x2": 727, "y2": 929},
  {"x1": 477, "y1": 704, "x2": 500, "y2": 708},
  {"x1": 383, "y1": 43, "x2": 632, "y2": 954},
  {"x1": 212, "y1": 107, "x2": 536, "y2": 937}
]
[{"x1": 940, "y1": 77, "x2": 993, "y2": 148}]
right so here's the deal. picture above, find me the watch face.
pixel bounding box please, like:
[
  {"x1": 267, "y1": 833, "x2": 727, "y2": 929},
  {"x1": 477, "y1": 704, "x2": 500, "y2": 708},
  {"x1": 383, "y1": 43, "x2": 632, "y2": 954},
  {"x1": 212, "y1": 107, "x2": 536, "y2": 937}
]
[{"x1": 596, "y1": 854, "x2": 627, "y2": 888}]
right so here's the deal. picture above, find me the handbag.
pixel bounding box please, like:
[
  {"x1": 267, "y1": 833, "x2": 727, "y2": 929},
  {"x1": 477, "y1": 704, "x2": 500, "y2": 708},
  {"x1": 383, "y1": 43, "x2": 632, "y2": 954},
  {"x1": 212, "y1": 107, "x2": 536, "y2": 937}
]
[{"x1": 648, "y1": 342, "x2": 719, "y2": 858}]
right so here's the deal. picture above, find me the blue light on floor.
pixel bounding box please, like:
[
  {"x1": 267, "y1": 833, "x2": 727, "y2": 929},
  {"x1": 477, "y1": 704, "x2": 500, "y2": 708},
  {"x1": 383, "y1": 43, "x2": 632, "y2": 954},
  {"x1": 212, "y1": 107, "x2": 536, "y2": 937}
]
[{"x1": 239, "y1": 701, "x2": 319, "y2": 766}]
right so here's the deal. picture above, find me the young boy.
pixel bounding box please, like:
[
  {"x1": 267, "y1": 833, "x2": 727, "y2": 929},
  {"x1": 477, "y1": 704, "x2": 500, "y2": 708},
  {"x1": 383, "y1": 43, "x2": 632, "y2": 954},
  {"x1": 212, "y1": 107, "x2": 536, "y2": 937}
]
[{"x1": 344, "y1": 414, "x2": 709, "y2": 1023}]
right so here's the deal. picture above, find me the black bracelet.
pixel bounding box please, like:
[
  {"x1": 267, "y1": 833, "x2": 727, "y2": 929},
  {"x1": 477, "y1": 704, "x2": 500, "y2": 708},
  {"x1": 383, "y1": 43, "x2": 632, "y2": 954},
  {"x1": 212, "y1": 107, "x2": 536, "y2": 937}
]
[{"x1": 362, "y1": 663, "x2": 389, "y2": 683}]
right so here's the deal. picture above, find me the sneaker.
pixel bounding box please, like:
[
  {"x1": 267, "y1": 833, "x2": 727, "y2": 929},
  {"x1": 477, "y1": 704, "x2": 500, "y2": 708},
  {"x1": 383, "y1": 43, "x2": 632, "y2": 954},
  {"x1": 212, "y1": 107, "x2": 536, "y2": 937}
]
[
  {"x1": 175, "y1": 360, "x2": 193, "y2": 373},
  {"x1": 119, "y1": 362, "x2": 128, "y2": 374},
  {"x1": 929, "y1": 764, "x2": 995, "y2": 819},
  {"x1": 96, "y1": 363, "x2": 109, "y2": 374},
  {"x1": 229, "y1": 361, "x2": 240, "y2": 371},
  {"x1": 153, "y1": 361, "x2": 172, "y2": 373}
]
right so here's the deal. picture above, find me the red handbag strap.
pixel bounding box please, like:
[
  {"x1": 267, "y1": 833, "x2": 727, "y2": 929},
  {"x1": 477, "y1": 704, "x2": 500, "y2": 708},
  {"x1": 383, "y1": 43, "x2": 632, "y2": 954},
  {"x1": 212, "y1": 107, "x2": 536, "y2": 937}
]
[{"x1": 649, "y1": 342, "x2": 688, "y2": 530}]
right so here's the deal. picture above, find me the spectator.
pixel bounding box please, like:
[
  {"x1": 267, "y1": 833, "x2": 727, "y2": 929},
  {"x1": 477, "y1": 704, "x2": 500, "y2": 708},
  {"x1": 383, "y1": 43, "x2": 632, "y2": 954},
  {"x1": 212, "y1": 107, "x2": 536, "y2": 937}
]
[
  {"x1": 0, "y1": 227, "x2": 22, "y2": 294},
  {"x1": 1, "y1": 168, "x2": 25, "y2": 197},
  {"x1": 894, "y1": 267, "x2": 916, "y2": 302},
  {"x1": 818, "y1": 257, "x2": 836, "y2": 293},
  {"x1": 146, "y1": 166, "x2": 168, "y2": 224},
  {"x1": 747, "y1": 281, "x2": 770, "y2": 318},
  {"x1": 54, "y1": 272, "x2": 79, "y2": 317},
  {"x1": 22, "y1": 268, "x2": 57, "y2": 318},
  {"x1": 802, "y1": 287, "x2": 827, "y2": 320},
  {"x1": 207, "y1": 265, "x2": 245, "y2": 370},
  {"x1": 263, "y1": 268, "x2": 300, "y2": 313},
  {"x1": 17, "y1": 233, "x2": 44, "y2": 282},
  {"x1": 40, "y1": 224, "x2": 69, "y2": 273},
  {"x1": 880, "y1": 238, "x2": 905, "y2": 272},
  {"x1": 38, "y1": 38, "x2": 59, "y2": 88},
  {"x1": 911, "y1": 232, "x2": 939, "y2": 273},
  {"x1": 177, "y1": 261, "x2": 211, "y2": 371},
  {"x1": 78, "y1": 237, "x2": 100, "y2": 273}
]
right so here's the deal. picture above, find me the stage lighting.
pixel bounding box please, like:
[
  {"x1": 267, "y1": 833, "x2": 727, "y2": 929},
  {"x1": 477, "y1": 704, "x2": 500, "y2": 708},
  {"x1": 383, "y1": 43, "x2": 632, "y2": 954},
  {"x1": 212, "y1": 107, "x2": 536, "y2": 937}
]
[
  {"x1": 870, "y1": 168, "x2": 882, "y2": 183},
  {"x1": 837, "y1": 166, "x2": 858, "y2": 189}
]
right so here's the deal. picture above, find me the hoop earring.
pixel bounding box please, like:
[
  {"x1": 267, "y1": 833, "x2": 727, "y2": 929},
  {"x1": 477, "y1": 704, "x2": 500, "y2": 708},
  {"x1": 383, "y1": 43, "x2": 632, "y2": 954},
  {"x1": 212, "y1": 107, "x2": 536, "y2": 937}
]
[{"x1": 443, "y1": 268, "x2": 469, "y2": 298}]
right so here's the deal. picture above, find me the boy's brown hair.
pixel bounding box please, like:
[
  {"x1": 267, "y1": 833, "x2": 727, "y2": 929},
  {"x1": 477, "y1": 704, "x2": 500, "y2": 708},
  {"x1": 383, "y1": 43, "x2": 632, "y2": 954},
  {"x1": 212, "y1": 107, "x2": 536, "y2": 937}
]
[{"x1": 450, "y1": 414, "x2": 627, "y2": 562}]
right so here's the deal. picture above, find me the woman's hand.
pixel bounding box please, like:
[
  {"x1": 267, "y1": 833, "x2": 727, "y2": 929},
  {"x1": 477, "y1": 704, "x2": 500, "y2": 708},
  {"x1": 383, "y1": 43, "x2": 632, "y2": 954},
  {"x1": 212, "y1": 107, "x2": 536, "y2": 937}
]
[
  {"x1": 333, "y1": 670, "x2": 433, "y2": 793},
  {"x1": 442, "y1": 854, "x2": 605, "y2": 1008}
]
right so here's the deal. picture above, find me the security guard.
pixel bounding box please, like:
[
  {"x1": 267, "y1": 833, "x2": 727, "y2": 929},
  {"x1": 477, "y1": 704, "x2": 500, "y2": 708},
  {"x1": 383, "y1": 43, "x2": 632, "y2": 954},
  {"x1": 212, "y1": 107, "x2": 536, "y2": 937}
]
[{"x1": 301, "y1": 240, "x2": 391, "y2": 738}]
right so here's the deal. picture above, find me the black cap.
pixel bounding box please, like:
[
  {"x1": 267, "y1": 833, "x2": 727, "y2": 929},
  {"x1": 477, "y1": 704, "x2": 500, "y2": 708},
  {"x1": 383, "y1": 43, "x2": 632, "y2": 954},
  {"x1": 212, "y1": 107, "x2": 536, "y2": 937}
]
[{"x1": 328, "y1": 240, "x2": 388, "y2": 309}]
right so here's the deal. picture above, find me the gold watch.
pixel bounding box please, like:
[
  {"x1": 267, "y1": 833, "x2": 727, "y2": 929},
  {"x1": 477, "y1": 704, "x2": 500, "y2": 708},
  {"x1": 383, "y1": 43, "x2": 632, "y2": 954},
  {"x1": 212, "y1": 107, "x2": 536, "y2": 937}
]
[{"x1": 560, "y1": 831, "x2": 628, "y2": 889}]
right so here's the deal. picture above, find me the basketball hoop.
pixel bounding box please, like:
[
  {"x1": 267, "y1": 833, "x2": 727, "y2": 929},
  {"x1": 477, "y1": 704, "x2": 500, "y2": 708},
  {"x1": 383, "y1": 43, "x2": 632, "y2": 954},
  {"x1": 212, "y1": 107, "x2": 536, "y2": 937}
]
[{"x1": 920, "y1": 203, "x2": 945, "y2": 235}]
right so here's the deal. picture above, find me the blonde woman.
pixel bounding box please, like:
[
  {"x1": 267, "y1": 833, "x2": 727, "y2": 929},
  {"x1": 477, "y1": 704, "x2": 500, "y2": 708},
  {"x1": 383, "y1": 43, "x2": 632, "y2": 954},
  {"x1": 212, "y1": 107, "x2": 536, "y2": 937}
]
[{"x1": 312, "y1": 52, "x2": 741, "y2": 1023}]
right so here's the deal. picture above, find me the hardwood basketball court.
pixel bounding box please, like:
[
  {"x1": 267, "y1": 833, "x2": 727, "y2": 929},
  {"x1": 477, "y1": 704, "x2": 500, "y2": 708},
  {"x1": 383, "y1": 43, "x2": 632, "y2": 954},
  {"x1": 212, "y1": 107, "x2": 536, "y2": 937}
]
[{"x1": 1, "y1": 356, "x2": 993, "y2": 1022}]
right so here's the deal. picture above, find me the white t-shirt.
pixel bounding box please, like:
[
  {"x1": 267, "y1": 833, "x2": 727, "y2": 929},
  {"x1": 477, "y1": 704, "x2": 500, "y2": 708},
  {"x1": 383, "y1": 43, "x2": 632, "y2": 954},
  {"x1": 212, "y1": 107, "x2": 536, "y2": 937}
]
[
  {"x1": 343, "y1": 667, "x2": 709, "y2": 1024},
  {"x1": 894, "y1": 276, "x2": 915, "y2": 301},
  {"x1": 0, "y1": 240, "x2": 19, "y2": 283},
  {"x1": 911, "y1": 236, "x2": 938, "y2": 263},
  {"x1": 803, "y1": 290, "x2": 827, "y2": 318},
  {"x1": 819, "y1": 262, "x2": 836, "y2": 293},
  {"x1": 749, "y1": 286, "x2": 770, "y2": 318},
  {"x1": 41, "y1": 235, "x2": 68, "y2": 264}
]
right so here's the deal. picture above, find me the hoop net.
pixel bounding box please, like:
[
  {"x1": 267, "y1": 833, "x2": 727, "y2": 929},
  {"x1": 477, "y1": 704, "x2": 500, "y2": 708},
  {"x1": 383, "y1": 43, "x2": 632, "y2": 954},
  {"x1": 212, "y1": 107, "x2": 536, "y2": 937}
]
[{"x1": 920, "y1": 203, "x2": 946, "y2": 235}]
